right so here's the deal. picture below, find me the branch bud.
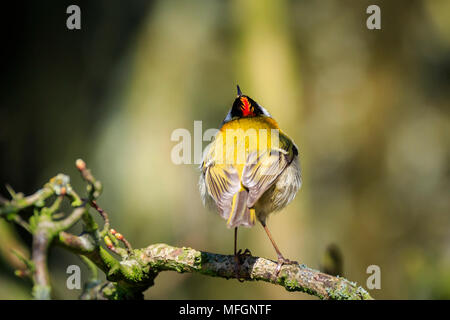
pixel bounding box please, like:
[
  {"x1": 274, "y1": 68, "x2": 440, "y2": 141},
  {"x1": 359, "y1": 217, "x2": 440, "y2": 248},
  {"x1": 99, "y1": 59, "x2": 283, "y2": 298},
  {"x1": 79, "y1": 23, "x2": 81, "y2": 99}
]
[
  {"x1": 75, "y1": 159, "x2": 86, "y2": 171},
  {"x1": 104, "y1": 235, "x2": 113, "y2": 248}
]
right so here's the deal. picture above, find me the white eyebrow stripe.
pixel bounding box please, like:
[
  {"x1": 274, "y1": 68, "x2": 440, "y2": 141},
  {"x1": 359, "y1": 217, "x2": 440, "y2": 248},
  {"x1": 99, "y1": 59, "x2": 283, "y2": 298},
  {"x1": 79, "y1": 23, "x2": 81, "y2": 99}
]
[
  {"x1": 258, "y1": 104, "x2": 271, "y2": 117},
  {"x1": 223, "y1": 111, "x2": 233, "y2": 123}
]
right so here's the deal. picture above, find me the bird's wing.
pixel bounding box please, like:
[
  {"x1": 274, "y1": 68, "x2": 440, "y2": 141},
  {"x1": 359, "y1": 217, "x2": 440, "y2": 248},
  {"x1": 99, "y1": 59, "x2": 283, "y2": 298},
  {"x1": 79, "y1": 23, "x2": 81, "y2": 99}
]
[
  {"x1": 203, "y1": 163, "x2": 241, "y2": 220},
  {"x1": 242, "y1": 132, "x2": 297, "y2": 208}
]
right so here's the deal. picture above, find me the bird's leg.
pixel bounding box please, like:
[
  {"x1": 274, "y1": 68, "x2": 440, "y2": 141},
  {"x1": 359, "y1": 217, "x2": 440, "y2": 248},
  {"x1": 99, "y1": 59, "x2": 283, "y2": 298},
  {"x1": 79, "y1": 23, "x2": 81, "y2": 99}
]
[
  {"x1": 234, "y1": 227, "x2": 238, "y2": 256},
  {"x1": 260, "y1": 220, "x2": 297, "y2": 277},
  {"x1": 233, "y1": 227, "x2": 243, "y2": 281},
  {"x1": 233, "y1": 227, "x2": 252, "y2": 282}
]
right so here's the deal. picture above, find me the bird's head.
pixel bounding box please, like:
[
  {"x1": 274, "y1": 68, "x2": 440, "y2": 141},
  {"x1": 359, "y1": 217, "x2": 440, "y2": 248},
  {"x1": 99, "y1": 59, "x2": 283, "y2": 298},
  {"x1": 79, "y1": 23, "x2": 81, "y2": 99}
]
[{"x1": 223, "y1": 85, "x2": 271, "y2": 123}]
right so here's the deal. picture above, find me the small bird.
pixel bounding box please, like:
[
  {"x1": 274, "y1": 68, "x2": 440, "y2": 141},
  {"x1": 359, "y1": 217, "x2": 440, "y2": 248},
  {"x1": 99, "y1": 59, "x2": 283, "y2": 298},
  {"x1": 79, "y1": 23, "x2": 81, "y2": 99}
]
[{"x1": 199, "y1": 85, "x2": 302, "y2": 276}]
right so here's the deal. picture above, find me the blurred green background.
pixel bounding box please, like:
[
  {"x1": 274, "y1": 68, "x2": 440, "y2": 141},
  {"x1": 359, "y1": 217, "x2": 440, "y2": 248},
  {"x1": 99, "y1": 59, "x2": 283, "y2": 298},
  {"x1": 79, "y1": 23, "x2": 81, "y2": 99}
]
[{"x1": 0, "y1": 0, "x2": 449, "y2": 299}]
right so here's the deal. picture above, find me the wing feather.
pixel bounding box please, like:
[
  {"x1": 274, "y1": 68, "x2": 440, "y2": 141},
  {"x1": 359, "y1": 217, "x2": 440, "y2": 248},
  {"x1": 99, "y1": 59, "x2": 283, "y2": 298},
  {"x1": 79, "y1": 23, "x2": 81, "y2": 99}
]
[
  {"x1": 204, "y1": 165, "x2": 240, "y2": 219},
  {"x1": 242, "y1": 133, "x2": 297, "y2": 208}
]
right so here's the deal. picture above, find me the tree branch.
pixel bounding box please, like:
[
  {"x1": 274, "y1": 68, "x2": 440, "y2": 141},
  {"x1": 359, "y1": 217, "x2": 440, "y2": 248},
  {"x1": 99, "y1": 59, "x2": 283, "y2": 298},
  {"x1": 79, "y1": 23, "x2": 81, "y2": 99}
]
[
  {"x1": 0, "y1": 159, "x2": 373, "y2": 300},
  {"x1": 56, "y1": 230, "x2": 372, "y2": 300},
  {"x1": 31, "y1": 226, "x2": 52, "y2": 299},
  {"x1": 140, "y1": 244, "x2": 372, "y2": 300}
]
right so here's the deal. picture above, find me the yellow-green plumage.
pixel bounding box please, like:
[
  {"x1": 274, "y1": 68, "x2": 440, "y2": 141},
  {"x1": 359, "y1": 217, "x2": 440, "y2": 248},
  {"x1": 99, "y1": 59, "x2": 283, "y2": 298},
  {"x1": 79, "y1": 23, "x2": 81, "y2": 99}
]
[{"x1": 199, "y1": 111, "x2": 301, "y2": 229}]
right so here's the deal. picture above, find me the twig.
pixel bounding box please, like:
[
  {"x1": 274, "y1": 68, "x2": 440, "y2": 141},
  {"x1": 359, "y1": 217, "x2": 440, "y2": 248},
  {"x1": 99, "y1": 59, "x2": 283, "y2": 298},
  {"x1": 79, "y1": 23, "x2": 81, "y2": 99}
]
[
  {"x1": 31, "y1": 228, "x2": 52, "y2": 299},
  {"x1": 89, "y1": 200, "x2": 132, "y2": 256},
  {"x1": 12, "y1": 215, "x2": 31, "y2": 232},
  {"x1": 0, "y1": 185, "x2": 54, "y2": 217},
  {"x1": 54, "y1": 205, "x2": 87, "y2": 232},
  {"x1": 89, "y1": 200, "x2": 110, "y2": 235},
  {"x1": 103, "y1": 235, "x2": 125, "y2": 256},
  {"x1": 79, "y1": 255, "x2": 99, "y2": 282},
  {"x1": 110, "y1": 229, "x2": 133, "y2": 255},
  {"x1": 76, "y1": 159, "x2": 102, "y2": 199}
]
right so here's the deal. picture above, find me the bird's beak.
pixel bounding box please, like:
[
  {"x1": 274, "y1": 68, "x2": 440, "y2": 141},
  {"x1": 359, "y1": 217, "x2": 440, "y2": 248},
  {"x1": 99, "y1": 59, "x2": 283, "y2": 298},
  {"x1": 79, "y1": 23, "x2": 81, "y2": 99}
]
[{"x1": 237, "y1": 85, "x2": 243, "y2": 97}]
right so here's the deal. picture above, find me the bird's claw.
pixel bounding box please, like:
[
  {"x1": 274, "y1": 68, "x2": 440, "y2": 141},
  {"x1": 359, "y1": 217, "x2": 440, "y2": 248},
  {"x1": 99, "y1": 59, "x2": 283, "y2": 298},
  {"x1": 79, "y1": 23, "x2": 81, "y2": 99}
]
[
  {"x1": 274, "y1": 257, "x2": 298, "y2": 278},
  {"x1": 236, "y1": 248, "x2": 252, "y2": 257}
]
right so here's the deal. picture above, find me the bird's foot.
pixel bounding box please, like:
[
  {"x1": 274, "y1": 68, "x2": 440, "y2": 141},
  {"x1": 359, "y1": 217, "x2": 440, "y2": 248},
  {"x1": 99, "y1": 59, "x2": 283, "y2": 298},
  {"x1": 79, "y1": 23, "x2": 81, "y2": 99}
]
[
  {"x1": 274, "y1": 256, "x2": 298, "y2": 278},
  {"x1": 237, "y1": 248, "x2": 252, "y2": 258},
  {"x1": 234, "y1": 248, "x2": 252, "y2": 282}
]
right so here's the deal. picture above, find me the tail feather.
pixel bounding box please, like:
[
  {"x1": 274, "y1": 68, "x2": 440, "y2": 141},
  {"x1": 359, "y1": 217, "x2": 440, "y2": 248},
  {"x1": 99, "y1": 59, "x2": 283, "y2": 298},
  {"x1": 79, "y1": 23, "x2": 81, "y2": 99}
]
[{"x1": 227, "y1": 190, "x2": 256, "y2": 228}]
